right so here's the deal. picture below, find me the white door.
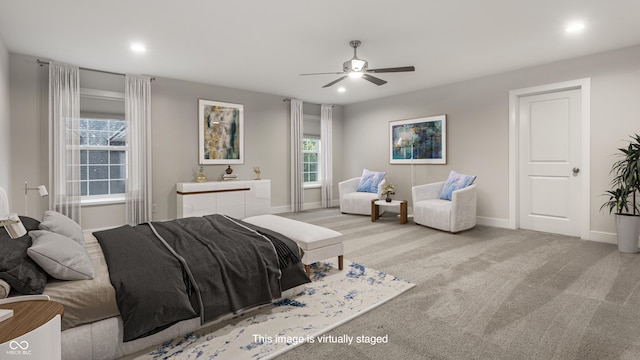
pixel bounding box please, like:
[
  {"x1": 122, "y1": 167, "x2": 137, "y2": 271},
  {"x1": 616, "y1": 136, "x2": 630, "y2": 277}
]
[{"x1": 518, "y1": 89, "x2": 582, "y2": 236}]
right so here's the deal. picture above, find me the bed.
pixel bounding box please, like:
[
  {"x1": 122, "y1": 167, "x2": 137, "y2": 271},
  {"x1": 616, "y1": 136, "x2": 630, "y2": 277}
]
[{"x1": 0, "y1": 191, "x2": 310, "y2": 359}]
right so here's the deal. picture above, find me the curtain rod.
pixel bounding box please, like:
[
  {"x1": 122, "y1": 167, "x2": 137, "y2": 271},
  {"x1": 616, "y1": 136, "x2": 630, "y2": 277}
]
[
  {"x1": 283, "y1": 98, "x2": 334, "y2": 107},
  {"x1": 37, "y1": 59, "x2": 156, "y2": 81}
]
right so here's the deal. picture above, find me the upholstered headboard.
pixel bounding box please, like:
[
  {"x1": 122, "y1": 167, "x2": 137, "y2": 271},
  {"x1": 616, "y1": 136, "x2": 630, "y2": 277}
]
[{"x1": 0, "y1": 187, "x2": 9, "y2": 217}]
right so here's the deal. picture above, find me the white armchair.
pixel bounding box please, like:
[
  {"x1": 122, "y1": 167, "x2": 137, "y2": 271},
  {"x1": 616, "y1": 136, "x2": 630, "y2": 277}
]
[
  {"x1": 412, "y1": 181, "x2": 477, "y2": 233},
  {"x1": 339, "y1": 177, "x2": 386, "y2": 215}
]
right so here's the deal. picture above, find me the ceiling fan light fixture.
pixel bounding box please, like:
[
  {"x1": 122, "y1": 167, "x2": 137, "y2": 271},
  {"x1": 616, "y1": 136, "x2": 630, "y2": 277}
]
[
  {"x1": 351, "y1": 59, "x2": 366, "y2": 72},
  {"x1": 348, "y1": 71, "x2": 363, "y2": 78},
  {"x1": 343, "y1": 58, "x2": 367, "y2": 72}
]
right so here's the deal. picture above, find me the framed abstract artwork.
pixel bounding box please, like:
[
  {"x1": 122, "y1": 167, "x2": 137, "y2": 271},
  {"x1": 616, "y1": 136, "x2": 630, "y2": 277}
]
[
  {"x1": 389, "y1": 114, "x2": 446, "y2": 164},
  {"x1": 198, "y1": 99, "x2": 244, "y2": 165}
]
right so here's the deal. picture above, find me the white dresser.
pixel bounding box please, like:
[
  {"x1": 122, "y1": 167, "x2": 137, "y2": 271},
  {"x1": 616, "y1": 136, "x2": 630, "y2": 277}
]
[{"x1": 177, "y1": 180, "x2": 271, "y2": 219}]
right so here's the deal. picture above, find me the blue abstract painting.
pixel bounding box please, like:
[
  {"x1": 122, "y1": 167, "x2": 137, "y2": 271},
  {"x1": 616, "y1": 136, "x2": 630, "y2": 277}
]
[{"x1": 390, "y1": 114, "x2": 446, "y2": 164}]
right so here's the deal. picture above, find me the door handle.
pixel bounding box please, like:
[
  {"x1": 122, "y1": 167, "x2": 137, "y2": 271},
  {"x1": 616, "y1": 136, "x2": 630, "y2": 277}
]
[{"x1": 572, "y1": 167, "x2": 580, "y2": 175}]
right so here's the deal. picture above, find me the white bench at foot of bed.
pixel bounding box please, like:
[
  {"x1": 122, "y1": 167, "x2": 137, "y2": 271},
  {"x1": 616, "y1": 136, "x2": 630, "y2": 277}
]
[{"x1": 243, "y1": 215, "x2": 344, "y2": 276}]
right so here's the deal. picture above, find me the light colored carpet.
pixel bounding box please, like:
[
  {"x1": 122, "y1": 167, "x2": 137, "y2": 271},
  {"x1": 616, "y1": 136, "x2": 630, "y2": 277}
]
[
  {"x1": 274, "y1": 208, "x2": 640, "y2": 360},
  {"x1": 128, "y1": 259, "x2": 414, "y2": 359}
]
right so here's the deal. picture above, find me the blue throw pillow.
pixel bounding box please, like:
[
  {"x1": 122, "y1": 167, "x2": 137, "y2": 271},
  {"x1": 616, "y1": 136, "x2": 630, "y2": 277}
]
[
  {"x1": 439, "y1": 170, "x2": 476, "y2": 200},
  {"x1": 356, "y1": 169, "x2": 386, "y2": 193}
]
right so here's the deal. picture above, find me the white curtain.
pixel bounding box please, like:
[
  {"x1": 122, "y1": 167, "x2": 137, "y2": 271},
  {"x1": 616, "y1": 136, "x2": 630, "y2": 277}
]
[
  {"x1": 320, "y1": 104, "x2": 333, "y2": 208},
  {"x1": 49, "y1": 61, "x2": 81, "y2": 224},
  {"x1": 290, "y1": 99, "x2": 304, "y2": 212},
  {"x1": 125, "y1": 75, "x2": 152, "y2": 225}
]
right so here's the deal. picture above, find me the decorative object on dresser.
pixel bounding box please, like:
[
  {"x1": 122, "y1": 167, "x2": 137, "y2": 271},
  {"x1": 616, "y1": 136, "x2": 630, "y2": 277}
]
[
  {"x1": 198, "y1": 99, "x2": 244, "y2": 165},
  {"x1": 177, "y1": 180, "x2": 271, "y2": 218},
  {"x1": 253, "y1": 166, "x2": 261, "y2": 180},
  {"x1": 195, "y1": 166, "x2": 207, "y2": 183},
  {"x1": 390, "y1": 114, "x2": 446, "y2": 164}
]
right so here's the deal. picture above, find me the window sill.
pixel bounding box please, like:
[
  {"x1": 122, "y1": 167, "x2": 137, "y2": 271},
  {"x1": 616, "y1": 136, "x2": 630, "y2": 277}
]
[
  {"x1": 304, "y1": 183, "x2": 321, "y2": 190},
  {"x1": 81, "y1": 196, "x2": 125, "y2": 207}
]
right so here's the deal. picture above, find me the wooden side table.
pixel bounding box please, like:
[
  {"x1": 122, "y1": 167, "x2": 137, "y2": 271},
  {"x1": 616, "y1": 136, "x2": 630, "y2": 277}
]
[
  {"x1": 0, "y1": 299, "x2": 64, "y2": 360},
  {"x1": 371, "y1": 199, "x2": 408, "y2": 224}
]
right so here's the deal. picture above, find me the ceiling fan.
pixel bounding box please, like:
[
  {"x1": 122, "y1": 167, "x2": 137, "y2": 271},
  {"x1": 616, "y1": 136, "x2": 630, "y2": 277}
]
[{"x1": 300, "y1": 40, "x2": 415, "y2": 88}]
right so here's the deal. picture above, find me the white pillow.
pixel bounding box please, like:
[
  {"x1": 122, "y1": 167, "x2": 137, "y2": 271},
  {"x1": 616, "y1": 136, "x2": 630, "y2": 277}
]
[
  {"x1": 27, "y1": 230, "x2": 94, "y2": 280},
  {"x1": 39, "y1": 210, "x2": 84, "y2": 245}
]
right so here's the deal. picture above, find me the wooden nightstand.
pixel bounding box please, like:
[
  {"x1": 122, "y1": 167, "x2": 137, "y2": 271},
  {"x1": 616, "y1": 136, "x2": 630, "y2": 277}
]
[{"x1": 0, "y1": 298, "x2": 64, "y2": 360}]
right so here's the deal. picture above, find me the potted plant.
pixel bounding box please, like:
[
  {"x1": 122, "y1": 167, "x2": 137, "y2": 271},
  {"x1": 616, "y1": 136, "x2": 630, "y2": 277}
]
[
  {"x1": 382, "y1": 184, "x2": 396, "y2": 202},
  {"x1": 601, "y1": 134, "x2": 640, "y2": 253}
]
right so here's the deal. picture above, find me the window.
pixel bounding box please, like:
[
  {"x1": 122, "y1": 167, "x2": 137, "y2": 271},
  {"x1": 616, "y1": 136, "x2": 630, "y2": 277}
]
[
  {"x1": 79, "y1": 118, "x2": 127, "y2": 200},
  {"x1": 303, "y1": 137, "x2": 320, "y2": 186}
]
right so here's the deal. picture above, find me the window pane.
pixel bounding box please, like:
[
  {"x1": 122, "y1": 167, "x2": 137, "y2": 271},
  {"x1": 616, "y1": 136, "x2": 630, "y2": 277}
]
[
  {"x1": 89, "y1": 181, "x2": 109, "y2": 195},
  {"x1": 310, "y1": 173, "x2": 317, "y2": 182},
  {"x1": 88, "y1": 150, "x2": 109, "y2": 164},
  {"x1": 110, "y1": 165, "x2": 125, "y2": 179},
  {"x1": 79, "y1": 117, "x2": 128, "y2": 199},
  {"x1": 88, "y1": 119, "x2": 108, "y2": 131},
  {"x1": 110, "y1": 151, "x2": 126, "y2": 164},
  {"x1": 109, "y1": 120, "x2": 126, "y2": 131},
  {"x1": 110, "y1": 180, "x2": 125, "y2": 194},
  {"x1": 89, "y1": 166, "x2": 109, "y2": 180},
  {"x1": 310, "y1": 163, "x2": 317, "y2": 172}
]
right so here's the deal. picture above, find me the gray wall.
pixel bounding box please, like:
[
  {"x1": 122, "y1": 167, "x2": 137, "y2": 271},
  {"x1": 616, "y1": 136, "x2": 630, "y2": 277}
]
[
  {"x1": 9, "y1": 44, "x2": 640, "y2": 237},
  {"x1": 0, "y1": 37, "x2": 9, "y2": 198},
  {"x1": 342, "y1": 44, "x2": 640, "y2": 237},
  {"x1": 150, "y1": 78, "x2": 343, "y2": 220},
  {"x1": 9, "y1": 54, "x2": 49, "y2": 218},
  {"x1": 8, "y1": 54, "x2": 344, "y2": 226}
]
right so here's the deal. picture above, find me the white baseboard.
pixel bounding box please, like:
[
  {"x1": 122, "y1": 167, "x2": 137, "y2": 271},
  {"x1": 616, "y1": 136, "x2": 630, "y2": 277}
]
[
  {"x1": 588, "y1": 230, "x2": 617, "y2": 245},
  {"x1": 476, "y1": 216, "x2": 511, "y2": 229}
]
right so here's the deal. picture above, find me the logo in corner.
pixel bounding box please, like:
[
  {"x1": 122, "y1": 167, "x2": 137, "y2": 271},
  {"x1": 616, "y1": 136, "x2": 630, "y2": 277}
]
[{"x1": 9, "y1": 341, "x2": 29, "y2": 350}]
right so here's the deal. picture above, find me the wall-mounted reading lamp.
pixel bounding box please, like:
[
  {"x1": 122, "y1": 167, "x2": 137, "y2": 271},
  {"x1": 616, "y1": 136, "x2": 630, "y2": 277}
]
[{"x1": 25, "y1": 181, "x2": 48, "y2": 216}]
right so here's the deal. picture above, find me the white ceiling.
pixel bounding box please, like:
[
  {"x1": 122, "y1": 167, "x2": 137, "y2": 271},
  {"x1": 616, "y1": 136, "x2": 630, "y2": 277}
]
[{"x1": 1, "y1": 0, "x2": 640, "y2": 105}]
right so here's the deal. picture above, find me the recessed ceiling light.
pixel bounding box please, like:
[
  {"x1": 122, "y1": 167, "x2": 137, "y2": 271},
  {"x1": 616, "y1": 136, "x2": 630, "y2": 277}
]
[
  {"x1": 130, "y1": 43, "x2": 147, "y2": 52},
  {"x1": 337, "y1": 87, "x2": 346, "y2": 93},
  {"x1": 565, "y1": 22, "x2": 586, "y2": 34}
]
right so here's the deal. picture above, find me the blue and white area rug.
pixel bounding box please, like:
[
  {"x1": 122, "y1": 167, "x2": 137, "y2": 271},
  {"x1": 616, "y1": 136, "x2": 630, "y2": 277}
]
[{"x1": 134, "y1": 260, "x2": 415, "y2": 360}]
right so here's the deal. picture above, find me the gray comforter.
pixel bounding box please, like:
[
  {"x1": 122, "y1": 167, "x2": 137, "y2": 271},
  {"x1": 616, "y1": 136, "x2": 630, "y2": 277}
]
[{"x1": 94, "y1": 214, "x2": 309, "y2": 342}]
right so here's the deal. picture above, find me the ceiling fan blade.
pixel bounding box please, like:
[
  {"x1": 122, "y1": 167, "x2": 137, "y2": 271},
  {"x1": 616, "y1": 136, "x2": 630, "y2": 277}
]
[
  {"x1": 366, "y1": 66, "x2": 415, "y2": 73},
  {"x1": 322, "y1": 76, "x2": 347, "y2": 88},
  {"x1": 300, "y1": 71, "x2": 345, "y2": 76},
  {"x1": 362, "y1": 74, "x2": 387, "y2": 86}
]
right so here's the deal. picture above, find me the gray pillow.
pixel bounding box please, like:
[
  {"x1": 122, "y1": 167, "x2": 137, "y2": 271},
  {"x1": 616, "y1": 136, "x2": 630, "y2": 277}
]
[
  {"x1": 39, "y1": 211, "x2": 84, "y2": 245},
  {"x1": 27, "y1": 230, "x2": 94, "y2": 280}
]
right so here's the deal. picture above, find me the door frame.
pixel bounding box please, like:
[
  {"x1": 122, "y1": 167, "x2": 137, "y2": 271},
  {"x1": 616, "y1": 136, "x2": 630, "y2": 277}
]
[{"x1": 508, "y1": 78, "x2": 591, "y2": 239}]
